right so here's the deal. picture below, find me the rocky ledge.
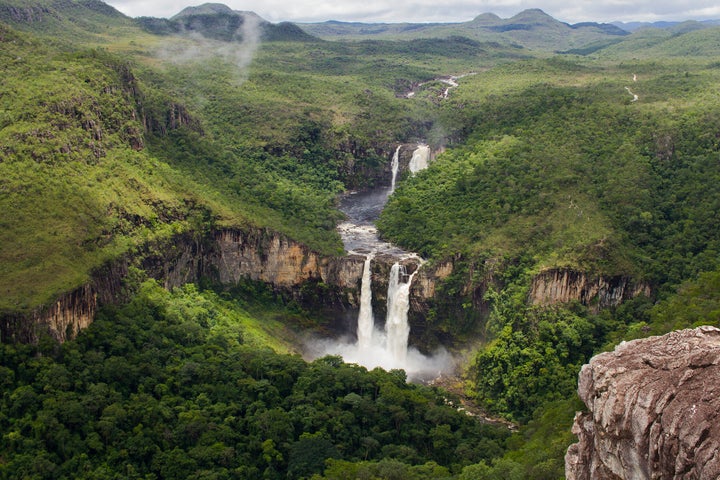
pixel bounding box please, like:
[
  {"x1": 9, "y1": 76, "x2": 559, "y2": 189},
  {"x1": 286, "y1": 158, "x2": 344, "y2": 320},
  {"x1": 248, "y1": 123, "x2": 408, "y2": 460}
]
[{"x1": 566, "y1": 326, "x2": 720, "y2": 480}]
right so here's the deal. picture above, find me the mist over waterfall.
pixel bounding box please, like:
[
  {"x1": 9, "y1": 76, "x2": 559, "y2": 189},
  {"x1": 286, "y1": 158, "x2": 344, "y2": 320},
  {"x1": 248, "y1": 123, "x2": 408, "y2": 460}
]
[{"x1": 306, "y1": 143, "x2": 453, "y2": 381}]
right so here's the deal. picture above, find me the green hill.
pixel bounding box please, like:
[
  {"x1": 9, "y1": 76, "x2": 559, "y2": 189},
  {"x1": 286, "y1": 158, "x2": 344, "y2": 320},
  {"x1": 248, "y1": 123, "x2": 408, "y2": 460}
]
[
  {"x1": 596, "y1": 24, "x2": 720, "y2": 58},
  {"x1": 0, "y1": 0, "x2": 135, "y2": 41},
  {"x1": 138, "y1": 3, "x2": 316, "y2": 42}
]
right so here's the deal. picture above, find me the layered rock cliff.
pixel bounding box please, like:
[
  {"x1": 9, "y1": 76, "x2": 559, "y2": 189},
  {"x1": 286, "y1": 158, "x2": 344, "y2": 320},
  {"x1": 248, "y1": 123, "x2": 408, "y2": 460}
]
[
  {"x1": 566, "y1": 326, "x2": 720, "y2": 480},
  {"x1": 1, "y1": 230, "x2": 652, "y2": 346},
  {"x1": 1, "y1": 228, "x2": 456, "y2": 344},
  {"x1": 530, "y1": 268, "x2": 651, "y2": 312}
]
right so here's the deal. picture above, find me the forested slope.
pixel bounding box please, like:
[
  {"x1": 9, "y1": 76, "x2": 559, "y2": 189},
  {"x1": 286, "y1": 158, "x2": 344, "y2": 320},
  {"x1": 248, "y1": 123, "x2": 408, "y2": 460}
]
[
  {"x1": 2, "y1": 2, "x2": 720, "y2": 479},
  {"x1": 0, "y1": 280, "x2": 510, "y2": 479},
  {"x1": 380, "y1": 59, "x2": 720, "y2": 286}
]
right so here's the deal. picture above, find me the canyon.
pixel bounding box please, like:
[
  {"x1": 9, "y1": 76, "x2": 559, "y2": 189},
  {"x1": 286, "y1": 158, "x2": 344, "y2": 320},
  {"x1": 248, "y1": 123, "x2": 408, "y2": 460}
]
[{"x1": 0, "y1": 146, "x2": 652, "y2": 347}]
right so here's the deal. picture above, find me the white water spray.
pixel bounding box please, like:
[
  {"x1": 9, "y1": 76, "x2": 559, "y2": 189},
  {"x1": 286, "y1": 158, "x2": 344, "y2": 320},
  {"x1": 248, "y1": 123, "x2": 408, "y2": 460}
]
[
  {"x1": 390, "y1": 145, "x2": 401, "y2": 193},
  {"x1": 307, "y1": 255, "x2": 453, "y2": 380},
  {"x1": 357, "y1": 253, "x2": 375, "y2": 349},
  {"x1": 409, "y1": 144, "x2": 430, "y2": 174},
  {"x1": 385, "y1": 262, "x2": 415, "y2": 364}
]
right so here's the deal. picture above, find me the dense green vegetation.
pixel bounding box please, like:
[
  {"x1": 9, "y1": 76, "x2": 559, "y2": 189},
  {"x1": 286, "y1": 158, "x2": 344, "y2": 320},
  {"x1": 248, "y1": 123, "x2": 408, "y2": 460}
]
[
  {"x1": 0, "y1": 5, "x2": 517, "y2": 313},
  {"x1": 0, "y1": 281, "x2": 510, "y2": 479},
  {"x1": 380, "y1": 59, "x2": 720, "y2": 286},
  {"x1": 3, "y1": 1, "x2": 720, "y2": 478}
]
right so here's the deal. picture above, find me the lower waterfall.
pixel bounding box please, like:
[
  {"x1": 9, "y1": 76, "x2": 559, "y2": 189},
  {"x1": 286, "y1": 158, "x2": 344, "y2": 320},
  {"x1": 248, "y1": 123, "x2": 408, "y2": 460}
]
[
  {"x1": 356, "y1": 253, "x2": 375, "y2": 350},
  {"x1": 385, "y1": 262, "x2": 414, "y2": 364}
]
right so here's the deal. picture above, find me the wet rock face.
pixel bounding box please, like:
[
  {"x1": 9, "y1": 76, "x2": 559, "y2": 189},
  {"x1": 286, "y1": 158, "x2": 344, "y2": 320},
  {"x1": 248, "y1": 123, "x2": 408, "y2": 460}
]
[{"x1": 566, "y1": 326, "x2": 720, "y2": 480}]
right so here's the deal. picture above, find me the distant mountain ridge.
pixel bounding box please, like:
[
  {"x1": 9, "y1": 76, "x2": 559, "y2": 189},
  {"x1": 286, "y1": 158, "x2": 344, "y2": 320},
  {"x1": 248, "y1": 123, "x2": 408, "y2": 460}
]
[
  {"x1": 137, "y1": 2, "x2": 315, "y2": 42},
  {"x1": 298, "y1": 8, "x2": 629, "y2": 51},
  {"x1": 612, "y1": 18, "x2": 720, "y2": 32},
  {"x1": 0, "y1": 0, "x2": 315, "y2": 42},
  {"x1": 2, "y1": 1, "x2": 720, "y2": 54}
]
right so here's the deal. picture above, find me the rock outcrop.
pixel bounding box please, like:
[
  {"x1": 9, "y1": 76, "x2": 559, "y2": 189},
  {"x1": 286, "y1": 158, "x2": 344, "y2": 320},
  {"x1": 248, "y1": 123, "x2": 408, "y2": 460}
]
[
  {"x1": 530, "y1": 268, "x2": 651, "y2": 312},
  {"x1": 566, "y1": 326, "x2": 720, "y2": 480}
]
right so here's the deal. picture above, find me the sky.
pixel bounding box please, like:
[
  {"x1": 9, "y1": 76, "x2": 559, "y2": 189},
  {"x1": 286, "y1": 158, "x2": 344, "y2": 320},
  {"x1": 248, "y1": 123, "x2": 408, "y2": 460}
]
[{"x1": 104, "y1": 0, "x2": 720, "y2": 24}]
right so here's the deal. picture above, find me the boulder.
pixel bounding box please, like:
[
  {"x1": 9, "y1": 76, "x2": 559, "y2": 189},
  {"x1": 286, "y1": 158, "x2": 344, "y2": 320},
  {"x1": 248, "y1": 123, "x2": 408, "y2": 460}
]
[{"x1": 566, "y1": 326, "x2": 720, "y2": 479}]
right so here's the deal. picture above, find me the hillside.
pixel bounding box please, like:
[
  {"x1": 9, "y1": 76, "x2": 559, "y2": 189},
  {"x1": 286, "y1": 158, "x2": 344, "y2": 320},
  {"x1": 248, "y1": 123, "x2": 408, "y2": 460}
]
[
  {"x1": 0, "y1": 0, "x2": 137, "y2": 42},
  {"x1": 0, "y1": 0, "x2": 542, "y2": 317},
  {"x1": 2, "y1": 2, "x2": 720, "y2": 479},
  {"x1": 595, "y1": 23, "x2": 720, "y2": 58}
]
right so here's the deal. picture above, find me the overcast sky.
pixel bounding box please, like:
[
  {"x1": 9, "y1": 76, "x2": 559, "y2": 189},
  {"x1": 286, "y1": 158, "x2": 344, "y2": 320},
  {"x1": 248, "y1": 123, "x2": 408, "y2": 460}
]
[{"x1": 104, "y1": 0, "x2": 720, "y2": 24}]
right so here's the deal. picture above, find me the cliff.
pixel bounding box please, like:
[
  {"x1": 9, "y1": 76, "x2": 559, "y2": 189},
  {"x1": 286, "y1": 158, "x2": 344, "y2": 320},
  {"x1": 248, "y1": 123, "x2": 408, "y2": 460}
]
[
  {"x1": 566, "y1": 326, "x2": 720, "y2": 480},
  {"x1": 1, "y1": 230, "x2": 652, "y2": 346},
  {"x1": 529, "y1": 268, "x2": 651, "y2": 312},
  {"x1": 3, "y1": 227, "x2": 462, "y2": 343}
]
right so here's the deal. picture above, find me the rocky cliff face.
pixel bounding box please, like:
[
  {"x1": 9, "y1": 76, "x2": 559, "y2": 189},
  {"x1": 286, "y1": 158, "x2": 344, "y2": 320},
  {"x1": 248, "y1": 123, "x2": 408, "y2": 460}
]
[
  {"x1": 0, "y1": 285, "x2": 96, "y2": 344},
  {"x1": 0, "y1": 228, "x2": 371, "y2": 343},
  {"x1": 2, "y1": 230, "x2": 652, "y2": 346},
  {"x1": 529, "y1": 268, "x2": 651, "y2": 312},
  {"x1": 139, "y1": 229, "x2": 370, "y2": 313},
  {"x1": 212, "y1": 230, "x2": 360, "y2": 289},
  {"x1": 0, "y1": 226, "x2": 459, "y2": 344},
  {"x1": 566, "y1": 326, "x2": 720, "y2": 480}
]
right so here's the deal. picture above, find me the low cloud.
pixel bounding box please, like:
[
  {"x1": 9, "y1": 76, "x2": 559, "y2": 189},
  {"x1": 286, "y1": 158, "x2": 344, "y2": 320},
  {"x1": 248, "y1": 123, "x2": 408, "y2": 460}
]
[{"x1": 156, "y1": 13, "x2": 261, "y2": 86}]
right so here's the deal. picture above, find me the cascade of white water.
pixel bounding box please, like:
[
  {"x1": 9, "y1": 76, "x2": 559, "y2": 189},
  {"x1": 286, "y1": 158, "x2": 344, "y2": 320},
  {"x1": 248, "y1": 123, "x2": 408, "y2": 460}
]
[
  {"x1": 385, "y1": 262, "x2": 416, "y2": 365},
  {"x1": 408, "y1": 144, "x2": 430, "y2": 174},
  {"x1": 357, "y1": 253, "x2": 374, "y2": 349},
  {"x1": 390, "y1": 145, "x2": 401, "y2": 193}
]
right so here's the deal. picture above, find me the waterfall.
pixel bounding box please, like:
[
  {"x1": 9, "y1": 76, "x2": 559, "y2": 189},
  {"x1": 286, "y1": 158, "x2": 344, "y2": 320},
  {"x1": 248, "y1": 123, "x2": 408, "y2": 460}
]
[
  {"x1": 408, "y1": 144, "x2": 430, "y2": 174},
  {"x1": 385, "y1": 262, "x2": 415, "y2": 365},
  {"x1": 318, "y1": 255, "x2": 451, "y2": 380},
  {"x1": 390, "y1": 145, "x2": 401, "y2": 193},
  {"x1": 357, "y1": 253, "x2": 374, "y2": 349}
]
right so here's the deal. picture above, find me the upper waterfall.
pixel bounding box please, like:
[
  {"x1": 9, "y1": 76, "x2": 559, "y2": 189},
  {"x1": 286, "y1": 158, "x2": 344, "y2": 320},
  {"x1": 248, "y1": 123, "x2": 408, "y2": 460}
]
[
  {"x1": 409, "y1": 144, "x2": 430, "y2": 174},
  {"x1": 337, "y1": 143, "x2": 430, "y2": 256},
  {"x1": 390, "y1": 145, "x2": 401, "y2": 193}
]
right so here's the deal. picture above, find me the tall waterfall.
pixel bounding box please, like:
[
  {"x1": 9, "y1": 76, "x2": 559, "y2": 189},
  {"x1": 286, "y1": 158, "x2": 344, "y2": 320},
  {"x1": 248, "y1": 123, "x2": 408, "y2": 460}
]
[
  {"x1": 390, "y1": 145, "x2": 401, "y2": 193},
  {"x1": 314, "y1": 140, "x2": 453, "y2": 380},
  {"x1": 408, "y1": 144, "x2": 430, "y2": 173},
  {"x1": 356, "y1": 253, "x2": 374, "y2": 349},
  {"x1": 384, "y1": 262, "x2": 415, "y2": 365}
]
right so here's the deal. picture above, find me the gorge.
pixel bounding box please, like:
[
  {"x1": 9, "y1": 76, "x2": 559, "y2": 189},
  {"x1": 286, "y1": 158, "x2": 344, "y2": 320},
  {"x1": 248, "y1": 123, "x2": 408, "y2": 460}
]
[
  {"x1": 4, "y1": 3, "x2": 720, "y2": 478},
  {"x1": 0, "y1": 143, "x2": 653, "y2": 352},
  {"x1": 312, "y1": 144, "x2": 454, "y2": 380}
]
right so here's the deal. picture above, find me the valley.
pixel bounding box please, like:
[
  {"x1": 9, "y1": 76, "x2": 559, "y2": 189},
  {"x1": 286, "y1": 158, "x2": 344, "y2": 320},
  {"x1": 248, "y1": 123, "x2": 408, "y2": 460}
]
[{"x1": 1, "y1": 1, "x2": 720, "y2": 479}]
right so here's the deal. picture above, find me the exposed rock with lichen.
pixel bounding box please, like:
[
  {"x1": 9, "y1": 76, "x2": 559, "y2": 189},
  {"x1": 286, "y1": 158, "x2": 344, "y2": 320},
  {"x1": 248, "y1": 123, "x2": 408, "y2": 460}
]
[{"x1": 566, "y1": 326, "x2": 720, "y2": 479}]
